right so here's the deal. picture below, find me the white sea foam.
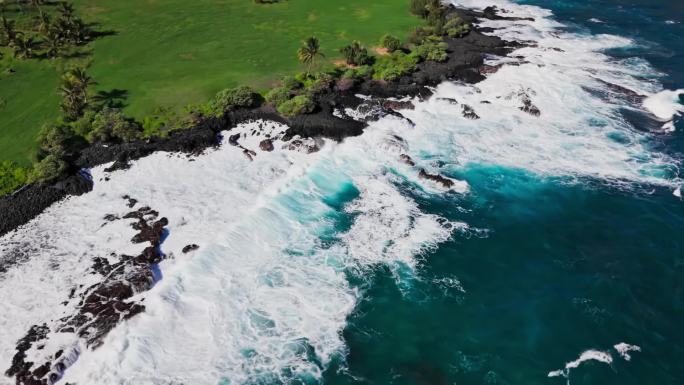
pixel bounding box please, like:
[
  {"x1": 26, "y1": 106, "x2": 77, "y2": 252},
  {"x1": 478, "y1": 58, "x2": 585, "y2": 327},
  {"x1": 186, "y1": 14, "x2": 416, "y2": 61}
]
[
  {"x1": 643, "y1": 89, "x2": 684, "y2": 131},
  {"x1": 613, "y1": 342, "x2": 641, "y2": 361},
  {"x1": 548, "y1": 343, "x2": 641, "y2": 384},
  {"x1": 548, "y1": 349, "x2": 613, "y2": 385},
  {"x1": 430, "y1": 0, "x2": 680, "y2": 189},
  {"x1": 547, "y1": 349, "x2": 613, "y2": 379},
  {"x1": 0, "y1": 118, "x2": 461, "y2": 384}
]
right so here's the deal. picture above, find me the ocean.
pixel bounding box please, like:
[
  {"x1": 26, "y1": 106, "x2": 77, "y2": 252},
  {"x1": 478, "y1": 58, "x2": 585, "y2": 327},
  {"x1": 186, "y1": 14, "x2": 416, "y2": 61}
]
[{"x1": 0, "y1": 0, "x2": 682, "y2": 384}]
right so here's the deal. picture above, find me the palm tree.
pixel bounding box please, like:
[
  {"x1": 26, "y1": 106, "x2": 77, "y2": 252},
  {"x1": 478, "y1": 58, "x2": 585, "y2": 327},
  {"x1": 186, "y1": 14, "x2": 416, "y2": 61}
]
[
  {"x1": 43, "y1": 29, "x2": 62, "y2": 58},
  {"x1": 297, "y1": 36, "x2": 324, "y2": 73},
  {"x1": 340, "y1": 41, "x2": 369, "y2": 66},
  {"x1": 66, "y1": 67, "x2": 96, "y2": 104},
  {"x1": 59, "y1": 74, "x2": 84, "y2": 120},
  {"x1": 58, "y1": 67, "x2": 97, "y2": 120},
  {"x1": 0, "y1": 15, "x2": 16, "y2": 45},
  {"x1": 34, "y1": 10, "x2": 50, "y2": 34},
  {"x1": 12, "y1": 33, "x2": 37, "y2": 58},
  {"x1": 58, "y1": 2, "x2": 74, "y2": 20}
]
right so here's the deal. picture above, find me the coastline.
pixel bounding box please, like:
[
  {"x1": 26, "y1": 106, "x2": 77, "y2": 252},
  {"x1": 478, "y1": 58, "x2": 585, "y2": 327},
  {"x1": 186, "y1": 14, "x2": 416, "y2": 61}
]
[{"x1": 0, "y1": 6, "x2": 521, "y2": 238}]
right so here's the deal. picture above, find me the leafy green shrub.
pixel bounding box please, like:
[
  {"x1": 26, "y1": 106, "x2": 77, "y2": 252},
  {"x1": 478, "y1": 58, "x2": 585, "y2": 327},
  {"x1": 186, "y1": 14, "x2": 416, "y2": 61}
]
[
  {"x1": 304, "y1": 72, "x2": 334, "y2": 94},
  {"x1": 37, "y1": 124, "x2": 74, "y2": 157},
  {"x1": 409, "y1": 0, "x2": 440, "y2": 18},
  {"x1": 69, "y1": 110, "x2": 97, "y2": 138},
  {"x1": 342, "y1": 65, "x2": 374, "y2": 80},
  {"x1": 88, "y1": 107, "x2": 142, "y2": 143},
  {"x1": 425, "y1": 3, "x2": 447, "y2": 33},
  {"x1": 265, "y1": 87, "x2": 292, "y2": 107},
  {"x1": 380, "y1": 34, "x2": 402, "y2": 52},
  {"x1": 372, "y1": 51, "x2": 420, "y2": 81},
  {"x1": 210, "y1": 86, "x2": 261, "y2": 114},
  {"x1": 414, "y1": 37, "x2": 449, "y2": 62},
  {"x1": 29, "y1": 155, "x2": 67, "y2": 184},
  {"x1": 340, "y1": 41, "x2": 371, "y2": 66},
  {"x1": 407, "y1": 26, "x2": 438, "y2": 45},
  {"x1": 141, "y1": 106, "x2": 197, "y2": 138},
  {"x1": 0, "y1": 161, "x2": 29, "y2": 195},
  {"x1": 282, "y1": 75, "x2": 302, "y2": 90},
  {"x1": 446, "y1": 20, "x2": 470, "y2": 38},
  {"x1": 277, "y1": 95, "x2": 315, "y2": 117}
]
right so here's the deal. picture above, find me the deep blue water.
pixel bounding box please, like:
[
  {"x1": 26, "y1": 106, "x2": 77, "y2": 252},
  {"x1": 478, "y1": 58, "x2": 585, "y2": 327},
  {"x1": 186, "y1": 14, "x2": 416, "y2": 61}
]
[{"x1": 321, "y1": 1, "x2": 684, "y2": 385}]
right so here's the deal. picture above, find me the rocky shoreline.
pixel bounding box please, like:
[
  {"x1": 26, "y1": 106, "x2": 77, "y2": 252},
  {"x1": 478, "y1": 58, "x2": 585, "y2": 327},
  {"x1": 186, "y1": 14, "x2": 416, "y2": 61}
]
[
  {"x1": 0, "y1": 6, "x2": 524, "y2": 238},
  {"x1": 6, "y1": 198, "x2": 172, "y2": 385}
]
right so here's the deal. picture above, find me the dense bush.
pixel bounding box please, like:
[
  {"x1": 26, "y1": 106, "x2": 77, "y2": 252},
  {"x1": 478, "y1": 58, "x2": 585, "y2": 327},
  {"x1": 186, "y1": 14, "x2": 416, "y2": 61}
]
[
  {"x1": 380, "y1": 34, "x2": 402, "y2": 52},
  {"x1": 340, "y1": 41, "x2": 371, "y2": 66},
  {"x1": 445, "y1": 16, "x2": 471, "y2": 38},
  {"x1": 210, "y1": 86, "x2": 261, "y2": 114},
  {"x1": 372, "y1": 51, "x2": 420, "y2": 81},
  {"x1": 409, "y1": 0, "x2": 440, "y2": 18},
  {"x1": 425, "y1": 4, "x2": 447, "y2": 33},
  {"x1": 342, "y1": 65, "x2": 374, "y2": 80},
  {"x1": 414, "y1": 37, "x2": 448, "y2": 62},
  {"x1": 304, "y1": 72, "x2": 334, "y2": 94},
  {"x1": 282, "y1": 75, "x2": 302, "y2": 90},
  {"x1": 88, "y1": 107, "x2": 142, "y2": 143},
  {"x1": 407, "y1": 26, "x2": 438, "y2": 45},
  {"x1": 29, "y1": 155, "x2": 67, "y2": 184},
  {"x1": 69, "y1": 110, "x2": 97, "y2": 138},
  {"x1": 265, "y1": 87, "x2": 292, "y2": 107},
  {"x1": 0, "y1": 161, "x2": 29, "y2": 195},
  {"x1": 141, "y1": 106, "x2": 198, "y2": 138},
  {"x1": 277, "y1": 95, "x2": 315, "y2": 117},
  {"x1": 37, "y1": 124, "x2": 74, "y2": 157}
]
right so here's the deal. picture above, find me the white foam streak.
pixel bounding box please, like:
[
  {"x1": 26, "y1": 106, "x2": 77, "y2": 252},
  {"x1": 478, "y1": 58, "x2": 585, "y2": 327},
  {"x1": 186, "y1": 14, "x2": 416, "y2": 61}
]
[
  {"x1": 643, "y1": 89, "x2": 684, "y2": 130},
  {"x1": 548, "y1": 349, "x2": 613, "y2": 384},
  {"x1": 613, "y1": 343, "x2": 641, "y2": 361}
]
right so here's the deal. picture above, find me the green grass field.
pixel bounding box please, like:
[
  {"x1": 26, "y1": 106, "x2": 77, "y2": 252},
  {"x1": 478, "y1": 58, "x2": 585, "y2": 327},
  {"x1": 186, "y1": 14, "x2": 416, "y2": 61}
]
[{"x1": 0, "y1": 0, "x2": 419, "y2": 165}]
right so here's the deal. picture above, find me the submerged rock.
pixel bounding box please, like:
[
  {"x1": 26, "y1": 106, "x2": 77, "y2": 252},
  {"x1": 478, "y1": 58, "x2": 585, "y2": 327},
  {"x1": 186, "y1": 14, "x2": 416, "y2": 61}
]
[
  {"x1": 436, "y1": 97, "x2": 459, "y2": 105},
  {"x1": 519, "y1": 98, "x2": 541, "y2": 116},
  {"x1": 243, "y1": 149, "x2": 254, "y2": 161},
  {"x1": 182, "y1": 244, "x2": 200, "y2": 253},
  {"x1": 419, "y1": 169, "x2": 455, "y2": 189},
  {"x1": 229, "y1": 133, "x2": 241, "y2": 146},
  {"x1": 284, "y1": 138, "x2": 323, "y2": 154},
  {"x1": 259, "y1": 139, "x2": 274, "y2": 152},
  {"x1": 462, "y1": 104, "x2": 481, "y2": 119},
  {"x1": 399, "y1": 154, "x2": 416, "y2": 166}
]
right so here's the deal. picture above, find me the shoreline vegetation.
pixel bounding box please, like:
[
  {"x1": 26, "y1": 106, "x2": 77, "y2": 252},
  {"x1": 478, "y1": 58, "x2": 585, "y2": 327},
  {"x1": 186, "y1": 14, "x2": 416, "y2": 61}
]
[
  {"x1": 0, "y1": 0, "x2": 467, "y2": 192},
  {"x1": 0, "y1": 1, "x2": 523, "y2": 238},
  {"x1": 0, "y1": 0, "x2": 422, "y2": 167}
]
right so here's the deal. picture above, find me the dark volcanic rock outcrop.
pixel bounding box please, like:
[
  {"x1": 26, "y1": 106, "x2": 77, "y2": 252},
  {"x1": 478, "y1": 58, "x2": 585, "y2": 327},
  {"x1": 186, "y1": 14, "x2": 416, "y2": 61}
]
[
  {"x1": 4, "y1": 198, "x2": 170, "y2": 385},
  {"x1": 419, "y1": 169, "x2": 456, "y2": 189},
  {"x1": 0, "y1": 173, "x2": 93, "y2": 238}
]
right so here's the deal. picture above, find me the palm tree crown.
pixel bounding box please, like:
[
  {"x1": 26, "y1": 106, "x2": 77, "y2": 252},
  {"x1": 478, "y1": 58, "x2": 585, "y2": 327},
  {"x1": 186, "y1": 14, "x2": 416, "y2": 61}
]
[{"x1": 297, "y1": 36, "x2": 324, "y2": 72}]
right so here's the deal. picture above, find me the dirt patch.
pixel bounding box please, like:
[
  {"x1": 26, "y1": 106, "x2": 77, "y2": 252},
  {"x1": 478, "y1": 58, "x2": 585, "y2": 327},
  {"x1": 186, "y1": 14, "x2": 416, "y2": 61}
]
[{"x1": 373, "y1": 46, "x2": 390, "y2": 56}]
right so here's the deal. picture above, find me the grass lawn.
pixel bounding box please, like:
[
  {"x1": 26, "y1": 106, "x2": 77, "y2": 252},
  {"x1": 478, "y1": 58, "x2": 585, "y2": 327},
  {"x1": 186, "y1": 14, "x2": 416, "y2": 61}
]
[{"x1": 0, "y1": 0, "x2": 420, "y2": 165}]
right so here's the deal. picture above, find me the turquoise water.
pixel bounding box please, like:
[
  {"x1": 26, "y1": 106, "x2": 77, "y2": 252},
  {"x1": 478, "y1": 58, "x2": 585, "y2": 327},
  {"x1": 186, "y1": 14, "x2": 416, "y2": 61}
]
[{"x1": 319, "y1": 1, "x2": 684, "y2": 385}]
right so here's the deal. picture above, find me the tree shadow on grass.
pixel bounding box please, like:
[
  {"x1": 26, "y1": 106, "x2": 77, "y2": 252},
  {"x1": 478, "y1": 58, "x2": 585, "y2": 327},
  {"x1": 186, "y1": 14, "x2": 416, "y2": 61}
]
[
  {"x1": 94, "y1": 89, "x2": 129, "y2": 109},
  {"x1": 85, "y1": 22, "x2": 119, "y2": 40}
]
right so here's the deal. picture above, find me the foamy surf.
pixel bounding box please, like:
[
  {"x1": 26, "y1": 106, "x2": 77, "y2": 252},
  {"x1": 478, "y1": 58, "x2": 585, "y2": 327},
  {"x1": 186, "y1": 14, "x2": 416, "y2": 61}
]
[
  {"x1": 548, "y1": 343, "x2": 641, "y2": 384},
  {"x1": 643, "y1": 89, "x2": 684, "y2": 131}
]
